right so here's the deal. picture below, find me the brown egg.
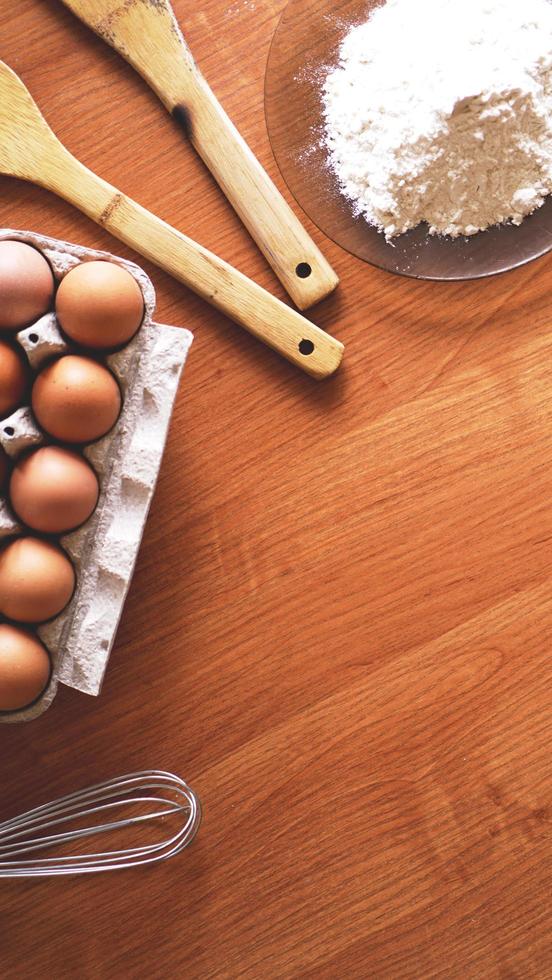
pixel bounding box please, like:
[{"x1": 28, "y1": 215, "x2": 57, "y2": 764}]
[
  {"x1": 0, "y1": 624, "x2": 51, "y2": 712},
  {"x1": 0, "y1": 339, "x2": 28, "y2": 416},
  {"x1": 32, "y1": 355, "x2": 122, "y2": 444},
  {"x1": 0, "y1": 241, "x2": 55, "y2": 331},
  {"x1": 56, "y1": 261, "x2": 144, "y2": 349},
  {"x1": 0, "y1": 537, "x2": 75, "y2": 623},
  {"x1": 10, "y1": 446, "x2": 99, "y2": 534}
]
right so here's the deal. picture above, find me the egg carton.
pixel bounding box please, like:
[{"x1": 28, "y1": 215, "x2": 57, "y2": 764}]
[{"x1": 0, "y1": 229, "x2": 193, "y2": 724}]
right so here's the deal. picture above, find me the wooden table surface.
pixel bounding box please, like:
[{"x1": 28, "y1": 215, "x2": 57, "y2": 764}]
[{"x1": 2, "y1": 2, "x2": 552, "y2": 977}]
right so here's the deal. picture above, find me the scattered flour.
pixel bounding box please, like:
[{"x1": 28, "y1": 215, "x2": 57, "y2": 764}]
[
  {"x1": 225, "y1": 0, "x2": 256, "y2": 18},
  {"x1": 322, "y1": 0, "x2": 552, "y2": 238}
]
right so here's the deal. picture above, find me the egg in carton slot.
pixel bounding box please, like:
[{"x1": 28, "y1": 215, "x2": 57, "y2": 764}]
[{"x1": 0, "y1": 229, "x2": 193, "y2": 724}]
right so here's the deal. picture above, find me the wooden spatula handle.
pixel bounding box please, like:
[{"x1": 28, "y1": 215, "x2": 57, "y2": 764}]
[
  {"x1": 47, "y1": 155, "x2": 343, "y2": 379},
  {"x1": 168, "y1": 67, "x2": 339, "y2": 311},
  {"x1": 59, "y1": 0, "x2": 339, "y2": 310}
]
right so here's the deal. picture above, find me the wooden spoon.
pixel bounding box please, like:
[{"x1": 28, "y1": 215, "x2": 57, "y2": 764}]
[
  {"x1": 59, "y1": 0, "x2": 339, "y2": 311},
  {"x1": 0, "y1": 61, "x2": 343, "y2": 379}
]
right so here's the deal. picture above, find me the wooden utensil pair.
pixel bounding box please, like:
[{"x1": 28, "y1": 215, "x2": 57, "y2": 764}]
[{"x1": 0, "y1": 0, "x2": 343, "y2": 378}]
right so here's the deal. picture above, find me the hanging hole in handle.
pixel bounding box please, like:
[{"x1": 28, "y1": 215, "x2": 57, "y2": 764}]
[
  {"x1": 296, "y1": 263, "x2": 312, "y2": 279},
  {"x1": 3, "y1": 427, "x2": 15, "y2": 437},
  {"x1": 28, "y1": 334, "x2": 39, "y2": 344},
  {"x1": 299, "y1": 339, "x2": 315, "y2": 356}
]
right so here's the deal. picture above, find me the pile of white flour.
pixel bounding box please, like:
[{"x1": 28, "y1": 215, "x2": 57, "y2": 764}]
[{"x1": 322, "y1": 0, "x2": 552, "y2": 238}]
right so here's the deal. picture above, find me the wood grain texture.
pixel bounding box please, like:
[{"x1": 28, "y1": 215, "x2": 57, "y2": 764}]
[{"x1": 1, "y1": 1, "x2": 552, "y2": 977}]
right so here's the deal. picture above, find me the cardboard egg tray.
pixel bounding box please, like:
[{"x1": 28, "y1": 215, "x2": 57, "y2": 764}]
[{"x1": 0, "y1": 229, "x2": 193, "y2": 724}]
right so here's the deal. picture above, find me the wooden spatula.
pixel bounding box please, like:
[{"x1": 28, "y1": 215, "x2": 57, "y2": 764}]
[
  {"x1": 0, "y1": 61, "x2": 343, "y2": 379},
  {"x1": 58, "y1": 0, "x2": 339, "y2": 311}
]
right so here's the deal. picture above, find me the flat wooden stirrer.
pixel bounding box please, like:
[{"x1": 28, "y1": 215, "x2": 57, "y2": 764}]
[
  {"x1": 0, "y1": 61, "x2": 344, "y2": 379},
  {"x1": 59, "y1": 0, "x2": 340, "y2": 310}
]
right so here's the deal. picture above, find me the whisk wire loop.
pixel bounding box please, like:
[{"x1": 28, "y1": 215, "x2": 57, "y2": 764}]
[{"x1": 0, "y1": 770, "x2": 201, "y2": 877}]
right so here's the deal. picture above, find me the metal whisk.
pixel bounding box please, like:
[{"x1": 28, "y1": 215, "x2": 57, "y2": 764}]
[{"x1": 0, "y1": 770, "x2": 201, "y2": 877}]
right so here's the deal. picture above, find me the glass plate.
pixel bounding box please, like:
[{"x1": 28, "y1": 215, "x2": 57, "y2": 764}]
[{"x1": 264, "y1": 0, "x2": 552, "y2": 281}]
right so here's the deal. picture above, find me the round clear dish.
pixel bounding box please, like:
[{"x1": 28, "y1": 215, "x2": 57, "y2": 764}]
[{"x1": 264, "y1": 0, "x2": 552, "y2": 281}]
